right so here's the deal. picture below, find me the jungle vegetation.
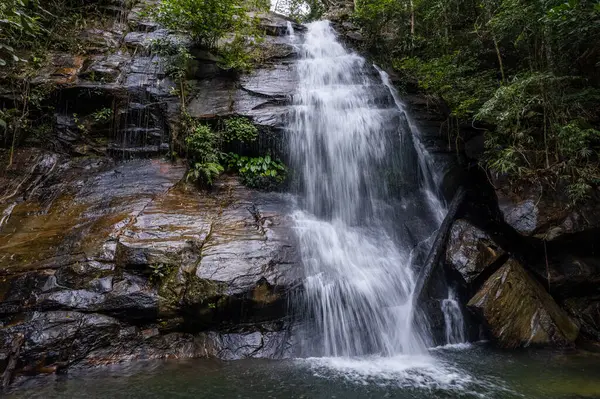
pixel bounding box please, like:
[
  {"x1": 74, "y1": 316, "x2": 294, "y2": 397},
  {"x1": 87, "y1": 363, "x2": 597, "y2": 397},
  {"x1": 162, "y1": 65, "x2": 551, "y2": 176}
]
[{"x1": 350, "y1": 0, "x2": 600, "y2": 202}]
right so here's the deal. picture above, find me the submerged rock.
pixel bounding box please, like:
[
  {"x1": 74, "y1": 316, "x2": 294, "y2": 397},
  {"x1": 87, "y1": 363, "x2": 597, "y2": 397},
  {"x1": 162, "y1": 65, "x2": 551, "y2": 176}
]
[{"x1": 468, "y1": 258, "x2": 579, "y2": 348}]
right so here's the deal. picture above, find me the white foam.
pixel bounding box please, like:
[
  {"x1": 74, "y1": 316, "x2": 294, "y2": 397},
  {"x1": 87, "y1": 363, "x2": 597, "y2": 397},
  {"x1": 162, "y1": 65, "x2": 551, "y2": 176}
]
[
  {"x1": 429, "y1": 342, "x2": 474, "y2": 351},
  {"x1": 295, "y1": 355, "x2": 516, "y2": 397}
]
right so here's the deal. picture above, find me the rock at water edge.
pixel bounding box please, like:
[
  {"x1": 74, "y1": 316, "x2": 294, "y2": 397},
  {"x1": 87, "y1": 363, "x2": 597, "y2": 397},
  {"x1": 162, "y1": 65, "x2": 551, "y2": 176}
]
[{"x1": 468, "y1": 258, "x2": 579, "y2": 348}]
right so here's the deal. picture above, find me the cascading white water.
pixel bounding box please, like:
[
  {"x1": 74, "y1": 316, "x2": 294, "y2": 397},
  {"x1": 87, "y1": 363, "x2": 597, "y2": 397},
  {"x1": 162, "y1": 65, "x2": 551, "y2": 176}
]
[
  {"x1": 290, "y1": 21, "x2": 445, "y2": 357},
  {"x1": 377, "y1": 67, "x2": 447, "y2": 226}
]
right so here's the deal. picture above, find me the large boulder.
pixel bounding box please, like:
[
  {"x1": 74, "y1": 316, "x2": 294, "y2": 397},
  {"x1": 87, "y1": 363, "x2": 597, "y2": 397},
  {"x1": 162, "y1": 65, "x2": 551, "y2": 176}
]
[
  {"x1": 468, "y1": 258, "x2": 579, "y2": 348},
  {"x1": 446, "y1": 219, "x2": 505, "y2": 285},
  {"x1": 496, "y1": 184, "x2": 600, "y2": 239}
]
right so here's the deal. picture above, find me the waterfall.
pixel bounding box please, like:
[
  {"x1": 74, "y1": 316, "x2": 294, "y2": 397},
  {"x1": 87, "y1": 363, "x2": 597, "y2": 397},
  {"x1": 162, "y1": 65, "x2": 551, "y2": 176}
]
[
  {"x1": 376, "y1": 66, "x2": 447, "y2": 225},
  {"x1": 286, "y1": 21, "x2": 295, "y2": 38},
  {"x1": 290, "y1": 21, "x2": 446, "y2": 358},
  {"x1": 441, "y1": 288, "x2": 467, "y2": 345}
]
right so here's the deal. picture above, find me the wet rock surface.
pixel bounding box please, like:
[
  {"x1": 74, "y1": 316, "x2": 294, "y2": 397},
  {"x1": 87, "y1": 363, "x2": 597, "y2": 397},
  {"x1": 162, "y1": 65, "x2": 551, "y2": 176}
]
[
  {"x1": 0, "y1": 3, "x2": 304, "y2": 383},
  {"x1": 446, "y1": 219, "x2": 505, "y2": 286},
  {"x1": 564, "y1": 296, "x2": 600, "y2": 342},
  {"x1": 495, "y1": 185, "x2": 600, "y2": 239},
  {"x1": 0, "y1": 151, "x2": 299, "y2": 379},
  {"x1": 467, "y1": 258, "x2": 579, "y2": 348}
]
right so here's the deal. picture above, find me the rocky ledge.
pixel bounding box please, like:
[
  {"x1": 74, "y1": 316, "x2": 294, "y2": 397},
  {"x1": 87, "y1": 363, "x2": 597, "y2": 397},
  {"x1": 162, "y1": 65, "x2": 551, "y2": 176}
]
[
  {"x1": 0, "y1": 151, "x2": 299, "y2": 382},
  {"x1": 0, "y1": 0, "x2": 305, "y2": 386}
]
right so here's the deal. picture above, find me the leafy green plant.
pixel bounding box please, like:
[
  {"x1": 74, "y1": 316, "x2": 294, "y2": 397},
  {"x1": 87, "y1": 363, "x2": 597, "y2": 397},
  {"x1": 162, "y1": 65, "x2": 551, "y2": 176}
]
[
  {"x1": 188, "y1": 162, "x2": 225, "y2": 186},
  {"x1": 150, "y1": 0, "x2": 267, "y2": 72},
  {"x1": 151, "y1": 0, "x2": 249, "y2": 49},
  {"x1": 223, "y1": 117, "x2": 258, "y2": 143},
  {"x1": 92, "y1": 108, "x2": 113, "y2": 123},
  {"x1": 567, "y1": 179, "x2": 593, "y2": 205},
  {"x1": 149, "y1": 263, "x2": 174, "y2": 284},
  {"x1": 185, "y1": 123, "x2": 223, "y2": 186},
  {"x1": 395, "y1": 54, "x2": 496, "y2": 119},
  {"x1": 225, "y1": 153, "x2": 287, "y2": 189},
  {"x1": 0, "y1": 0, "x2": 44, "y2": 67},
  {"x1": 72, "y1": 113, "x2": 87, "y2": 133}
]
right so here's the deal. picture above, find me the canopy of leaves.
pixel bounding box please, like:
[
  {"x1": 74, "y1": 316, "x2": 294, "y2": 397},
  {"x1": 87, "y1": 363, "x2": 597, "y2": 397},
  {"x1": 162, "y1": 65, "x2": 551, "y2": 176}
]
[
  {"x1": 354, "y1": 0, "x2": 600, "y2": 202},
  {"x1": 0, "y1": 0, "x2": 44, "y2": 66},
  {"x1": 151, "y1": 0, "x2": 268, "y2": 49}
]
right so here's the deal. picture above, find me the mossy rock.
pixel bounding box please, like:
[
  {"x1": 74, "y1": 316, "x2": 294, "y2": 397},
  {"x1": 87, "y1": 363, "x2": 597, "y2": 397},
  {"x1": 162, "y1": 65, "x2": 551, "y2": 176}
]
[{"x1": 468, "y1": 258, "x2": 579, "y2": 348}]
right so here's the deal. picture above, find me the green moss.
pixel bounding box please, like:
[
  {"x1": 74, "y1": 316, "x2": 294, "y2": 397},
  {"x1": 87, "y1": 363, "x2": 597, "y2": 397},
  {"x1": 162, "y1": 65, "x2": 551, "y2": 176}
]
[{"x1": 468, "y1": 258, "x2": 579, "y2": 348}]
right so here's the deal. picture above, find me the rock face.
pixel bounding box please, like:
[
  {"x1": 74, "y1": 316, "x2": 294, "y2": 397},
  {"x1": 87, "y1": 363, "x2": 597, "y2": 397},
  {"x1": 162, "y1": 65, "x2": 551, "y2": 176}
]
[
  {"x1": 0, "y1": 2, "x2": 303, "y2": 384},
  {"x1": 496, "y1": 184, "x2": 600, "y2": 239},
  {"x1": 0, "y1": 153, "x2": 299, "y2": 378},
  {"x1": 467, "y1": 258, "x2": 579, "y2": 348},
  {"x1": 446, "y1": 219, "x2": 505, "y2": 285},
  {"x1": 564, "y1": 296, "x2": 600, "y2": 342}
]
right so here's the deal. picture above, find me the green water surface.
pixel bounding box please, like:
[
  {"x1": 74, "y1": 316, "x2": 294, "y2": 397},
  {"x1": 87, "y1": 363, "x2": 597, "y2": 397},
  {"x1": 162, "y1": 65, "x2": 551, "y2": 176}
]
[{"x1": 7, "y1": 344, "x2": 600, "y2": 399}]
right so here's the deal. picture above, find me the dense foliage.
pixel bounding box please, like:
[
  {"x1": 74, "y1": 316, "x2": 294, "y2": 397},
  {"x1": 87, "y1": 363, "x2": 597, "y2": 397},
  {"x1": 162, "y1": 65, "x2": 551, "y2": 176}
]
[
  {"x1": 151, "y1": 0, "x2": 269, "y2": 71},
  {"x1": 272, "y1": 0, "x2": 325, "y2": 21},
  {"x1": 0, "y1": 0, "x2": 43, "y2": 66},
  {"x1": 184, "y1": 117, "x2": 286, "y2": 189},
  {"x1": 224, "y1": 153, "x2": 288, "y2": 189},
  {"x1": 353, "y1": 0, "x2": 600, "y2": 202}
]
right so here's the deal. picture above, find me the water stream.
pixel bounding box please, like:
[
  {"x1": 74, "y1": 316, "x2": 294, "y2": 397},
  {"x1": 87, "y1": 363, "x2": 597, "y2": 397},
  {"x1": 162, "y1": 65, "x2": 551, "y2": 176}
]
[
  {"x1": 289, "y1": 20, "x2": 441, "y2": 358},
  {"x1": 441, "y1": 287, "x2": 467, "y2": 345}
]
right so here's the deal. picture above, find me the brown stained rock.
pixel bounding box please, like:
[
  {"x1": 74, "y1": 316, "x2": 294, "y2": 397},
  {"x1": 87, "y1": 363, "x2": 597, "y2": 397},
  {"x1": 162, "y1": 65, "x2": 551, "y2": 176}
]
[
  {"x1": 0, "y1": 158, "x2": 185, "y2": 274},
  {"x1": 468, "y1": 258, "x2": 579, "y2": 348},
  {"x1": 113, "y1": 176, "x2": 300, "y2": 319},
  {"x1": 446, "y1": 219, "x2": 505, "y2": 284},
  {"x1": 32, "y1": 53, "x2": 86, "y2": 85}
]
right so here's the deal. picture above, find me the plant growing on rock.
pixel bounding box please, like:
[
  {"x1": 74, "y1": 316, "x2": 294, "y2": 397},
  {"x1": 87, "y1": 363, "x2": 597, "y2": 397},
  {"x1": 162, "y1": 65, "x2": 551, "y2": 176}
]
[
  {"x1": 149, "y1": 263, "x2": 175, "y2": 284},
  {"x1": 223, "y1": 117, "x2": 258, "y2": 143},
  {"x1": 183, "y1": 116, "x2": 286, "y2": 189},
  {"x1": 151, "y1": 0, "x2": 267, "y2": 72},
  {"x1": 92, "y1": 108, "x2": 113, "y2": 124},
  {"x1": 185, "y1": 123, "x2": 224, "y2": 186},
  {"x1": 151, "y1": 0, "x2": 244, "y2": 49},
  {"x1": 224, "y1": 153, "x2": 287, "y2": 190}
]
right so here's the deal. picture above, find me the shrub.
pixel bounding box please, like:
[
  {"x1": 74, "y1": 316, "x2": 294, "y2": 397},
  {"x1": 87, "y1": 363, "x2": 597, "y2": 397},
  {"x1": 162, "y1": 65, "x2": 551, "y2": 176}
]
[
  {"x1": 151, "y1": 0, "x2": 243, "y2": 49},
  {"x1": 183, "y1": 118, "x2": 285, "y2": 190},
  {"x1": 185, "y1": 124, "x2": 222, "y2": 186},
  {"x1": 225, "y1": 153, "x2": 287, "y2": 190},
  {"x1": 223, "y1": 117, "x2": 258, "y2": 143}
]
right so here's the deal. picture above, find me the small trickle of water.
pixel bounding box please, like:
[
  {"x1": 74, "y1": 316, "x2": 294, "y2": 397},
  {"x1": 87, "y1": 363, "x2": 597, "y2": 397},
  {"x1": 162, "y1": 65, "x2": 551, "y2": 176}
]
[
  {"x1": 286, "y1": 21, "x2": 295, "y2": 38},
  {"x1": 376, "y1": 66, "x2": 447, "y2": 225},
  {"x1": 0, "y1": 202, "x2": 16, "y2": 228},
  {"x1": 441, "y1": 288, "x2": 467, "y2": 345}
]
